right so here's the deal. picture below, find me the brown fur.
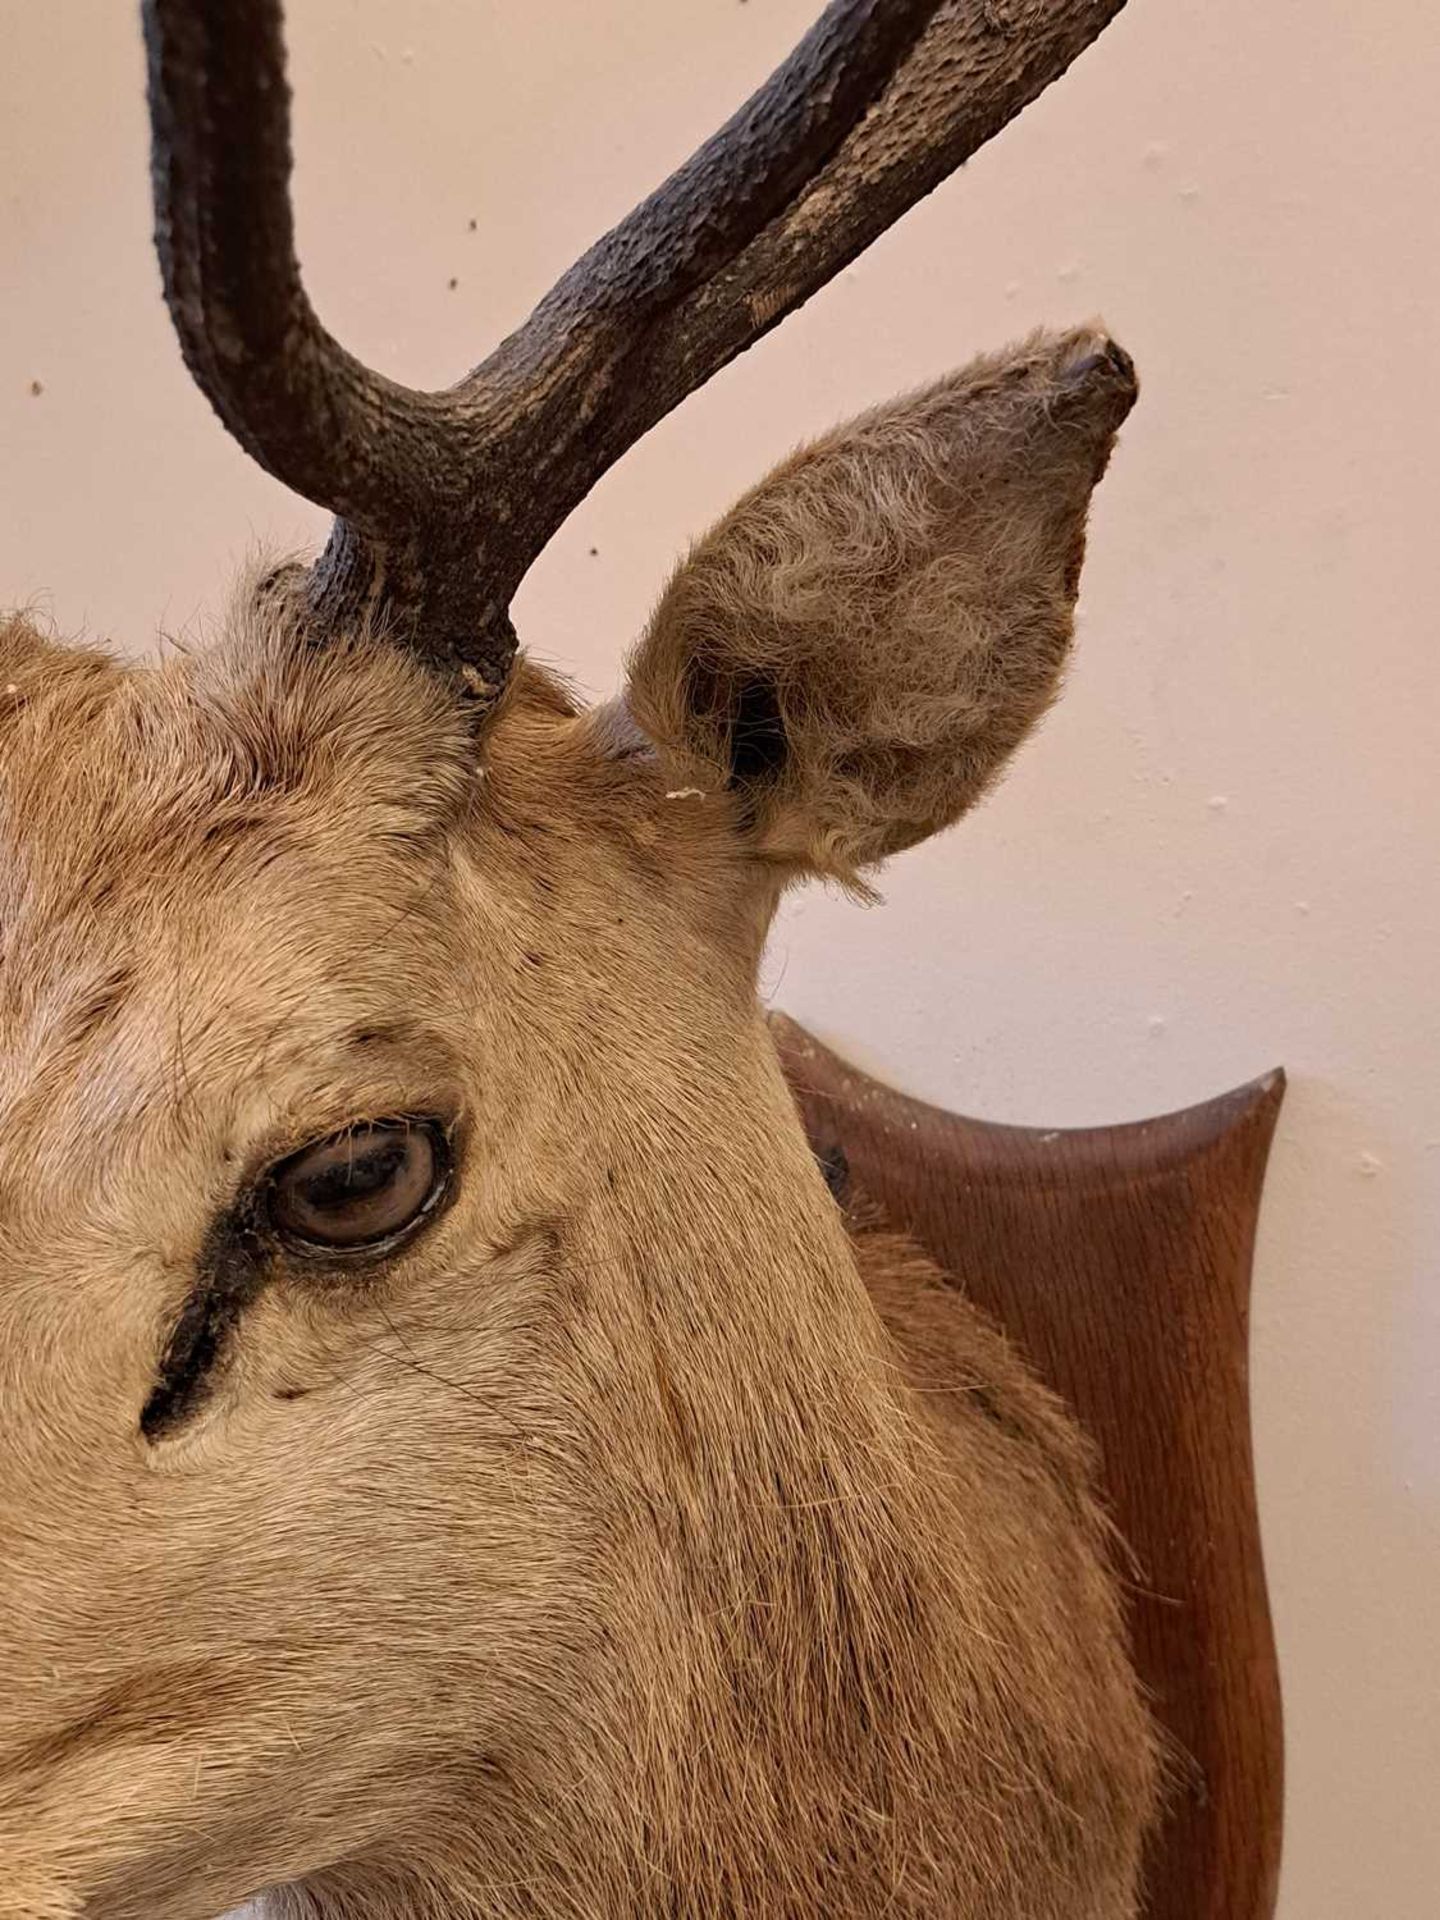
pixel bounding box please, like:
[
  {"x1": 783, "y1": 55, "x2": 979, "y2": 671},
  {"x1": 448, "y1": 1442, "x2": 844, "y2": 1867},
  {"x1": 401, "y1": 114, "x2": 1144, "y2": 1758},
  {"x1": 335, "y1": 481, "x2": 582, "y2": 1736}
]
[
  {"x1": 0, "y1": 329, "x2": 1157, "y2": 1920},
  {"x1": 629, "y1": 331, "x2": 1122, "y2": 880}
]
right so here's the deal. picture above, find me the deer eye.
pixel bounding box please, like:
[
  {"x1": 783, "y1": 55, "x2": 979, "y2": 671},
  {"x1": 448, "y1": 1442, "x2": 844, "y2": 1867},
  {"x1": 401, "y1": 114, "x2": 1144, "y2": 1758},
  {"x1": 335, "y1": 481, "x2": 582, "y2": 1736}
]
[{"x1": 265, "y1": 1120, "x2": 450, "y2": 1254}]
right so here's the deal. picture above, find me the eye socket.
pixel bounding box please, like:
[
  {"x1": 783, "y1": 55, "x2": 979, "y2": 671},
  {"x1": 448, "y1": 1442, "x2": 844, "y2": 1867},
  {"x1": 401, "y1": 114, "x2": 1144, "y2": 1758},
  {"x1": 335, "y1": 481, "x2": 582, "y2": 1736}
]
[{"x1": 265, "y1": 1119, "x2": 451, "y2": 1254}]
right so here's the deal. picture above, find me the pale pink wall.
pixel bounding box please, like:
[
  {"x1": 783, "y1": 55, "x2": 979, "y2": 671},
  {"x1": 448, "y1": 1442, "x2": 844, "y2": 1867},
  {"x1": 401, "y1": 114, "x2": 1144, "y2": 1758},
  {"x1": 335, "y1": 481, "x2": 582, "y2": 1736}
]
[{"x1": 3, "y1": 4, "x2": 1437, "y2": 1912}]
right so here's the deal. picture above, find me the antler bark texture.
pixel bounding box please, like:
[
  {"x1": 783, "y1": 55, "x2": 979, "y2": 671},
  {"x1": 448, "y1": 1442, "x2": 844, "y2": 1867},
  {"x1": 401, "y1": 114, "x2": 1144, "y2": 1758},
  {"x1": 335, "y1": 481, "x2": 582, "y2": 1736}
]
[{"x1": 142, "y1": 0, "x2": 1132, "y2": 703}]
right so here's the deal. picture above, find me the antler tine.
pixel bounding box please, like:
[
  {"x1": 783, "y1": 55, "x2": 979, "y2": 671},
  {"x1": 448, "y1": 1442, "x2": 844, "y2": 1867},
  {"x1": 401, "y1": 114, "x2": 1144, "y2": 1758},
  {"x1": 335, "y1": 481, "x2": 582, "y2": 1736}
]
[
  {"x1": 142, "y1": 2, "x2": 459, "y2": 527},
  {"x1": 142, "y1": 0, "x2": 517, "y2": 691},
  {"x1": 143, "y1": 0, "x2": 1131, "y2": 704},
  {"x1": 491, "y1": 0, "x2": 1135, "y2": 528}
]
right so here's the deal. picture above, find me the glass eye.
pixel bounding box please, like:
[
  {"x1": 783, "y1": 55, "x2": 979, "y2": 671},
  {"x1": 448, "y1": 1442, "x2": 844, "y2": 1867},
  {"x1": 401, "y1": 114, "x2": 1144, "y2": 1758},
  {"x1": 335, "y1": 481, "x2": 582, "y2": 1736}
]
[{"x1": 266, "y1": 1119, "x2": 449, "y2": 1253}]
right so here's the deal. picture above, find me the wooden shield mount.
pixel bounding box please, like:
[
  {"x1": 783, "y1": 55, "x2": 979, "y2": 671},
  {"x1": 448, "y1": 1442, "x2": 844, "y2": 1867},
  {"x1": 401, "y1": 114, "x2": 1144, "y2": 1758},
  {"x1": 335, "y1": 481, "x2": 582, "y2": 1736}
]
[{"x1": 772, "y1": 1014, "x2": 1286, "y2": 1920}]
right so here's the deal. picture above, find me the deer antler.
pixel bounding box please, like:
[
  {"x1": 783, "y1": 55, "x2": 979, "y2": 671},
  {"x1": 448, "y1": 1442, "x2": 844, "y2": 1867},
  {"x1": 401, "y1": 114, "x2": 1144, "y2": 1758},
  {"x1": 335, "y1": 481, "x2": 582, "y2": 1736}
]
[{"x1": 142, "y1": 0, "x2": 1131, "y2": 704}]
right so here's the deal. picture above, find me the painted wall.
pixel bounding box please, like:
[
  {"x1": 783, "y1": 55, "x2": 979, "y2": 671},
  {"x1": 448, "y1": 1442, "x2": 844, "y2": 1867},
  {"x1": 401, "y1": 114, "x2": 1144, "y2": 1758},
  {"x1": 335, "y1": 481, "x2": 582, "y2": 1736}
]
[{"x1": 3, "y1": 2, "x2": 1436, "y2": 1912}]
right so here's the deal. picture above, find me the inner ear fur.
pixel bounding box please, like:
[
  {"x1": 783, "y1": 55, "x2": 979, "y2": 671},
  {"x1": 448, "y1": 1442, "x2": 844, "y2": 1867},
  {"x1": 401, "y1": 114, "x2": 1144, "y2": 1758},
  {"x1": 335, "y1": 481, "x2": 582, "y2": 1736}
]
[{"x1": 625, "y1": 327, "x2": 1135, "y2": 883}]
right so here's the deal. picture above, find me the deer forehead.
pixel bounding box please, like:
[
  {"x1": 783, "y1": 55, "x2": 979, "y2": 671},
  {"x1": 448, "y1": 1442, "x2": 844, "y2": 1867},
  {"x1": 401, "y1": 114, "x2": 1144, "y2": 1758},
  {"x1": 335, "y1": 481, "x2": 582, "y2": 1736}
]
[
  {"x1": 0, "y1": 619, "x2": 746, "y2": 1187},
  {"x1": 0, "y1": 628, "x2": 459, "y2": 1136},
  {"x1": 1, "y1": 602, "x2": 475, "y2": 837}
]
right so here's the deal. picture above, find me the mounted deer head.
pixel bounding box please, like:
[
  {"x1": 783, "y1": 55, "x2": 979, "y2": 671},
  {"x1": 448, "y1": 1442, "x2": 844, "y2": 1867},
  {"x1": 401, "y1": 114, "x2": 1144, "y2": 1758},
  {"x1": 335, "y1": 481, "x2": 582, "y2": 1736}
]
[{"x1": 0, "y1": 5, "x2": 1156, "y2": 1918}]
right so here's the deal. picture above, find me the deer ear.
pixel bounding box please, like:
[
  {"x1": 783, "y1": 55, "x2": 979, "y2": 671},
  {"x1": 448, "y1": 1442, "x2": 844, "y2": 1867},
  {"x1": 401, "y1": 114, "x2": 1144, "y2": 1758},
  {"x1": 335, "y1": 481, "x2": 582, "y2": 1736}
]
[{"x1": 624, "y1": 329, "x2": 1136, "y2": 882}]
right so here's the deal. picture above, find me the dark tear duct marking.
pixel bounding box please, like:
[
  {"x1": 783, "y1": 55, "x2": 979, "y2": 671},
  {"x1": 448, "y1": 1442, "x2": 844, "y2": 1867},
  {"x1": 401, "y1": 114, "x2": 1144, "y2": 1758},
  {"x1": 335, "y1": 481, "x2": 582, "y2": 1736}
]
[{"x1": 140, "y1": 1220, "x2": 266, "y2": 1440}]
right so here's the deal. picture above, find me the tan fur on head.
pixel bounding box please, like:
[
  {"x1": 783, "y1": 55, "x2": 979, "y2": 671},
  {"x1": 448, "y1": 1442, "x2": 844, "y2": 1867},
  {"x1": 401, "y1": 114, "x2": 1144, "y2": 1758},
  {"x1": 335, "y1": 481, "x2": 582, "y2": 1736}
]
[{"x1": 0, "y1": 331, "x2": 1155, "y2": 1920}]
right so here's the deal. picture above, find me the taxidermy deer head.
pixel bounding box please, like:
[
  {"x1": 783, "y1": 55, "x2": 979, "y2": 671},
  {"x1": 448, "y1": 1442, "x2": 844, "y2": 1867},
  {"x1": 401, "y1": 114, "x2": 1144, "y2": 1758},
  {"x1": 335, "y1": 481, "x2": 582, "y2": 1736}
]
[{"x1": 0, "y1": 3, "x2": 1156, "y2": 1917}]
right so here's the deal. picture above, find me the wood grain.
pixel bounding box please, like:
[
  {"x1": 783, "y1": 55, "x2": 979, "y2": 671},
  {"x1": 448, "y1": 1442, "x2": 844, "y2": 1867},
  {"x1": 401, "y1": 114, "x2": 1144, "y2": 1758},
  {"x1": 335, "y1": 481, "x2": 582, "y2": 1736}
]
[{"x1": 772, "y1": 1013, "x2": 1286, "y2": 1920}]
